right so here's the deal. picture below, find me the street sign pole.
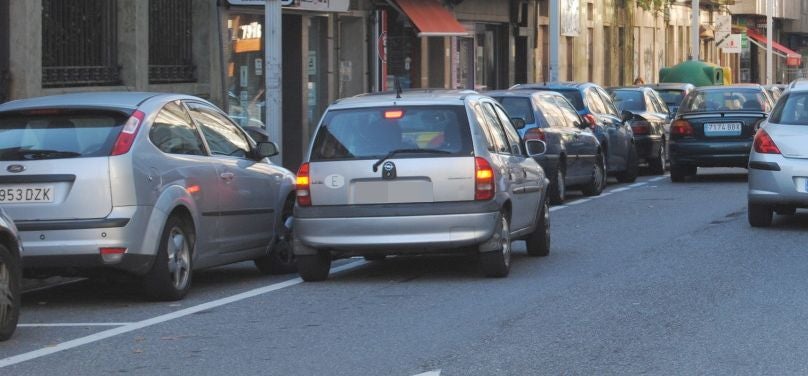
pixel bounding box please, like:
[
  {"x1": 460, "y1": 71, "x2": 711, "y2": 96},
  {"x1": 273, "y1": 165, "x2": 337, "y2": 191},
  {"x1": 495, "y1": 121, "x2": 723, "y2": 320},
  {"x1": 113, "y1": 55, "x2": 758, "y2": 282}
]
[
  {"x1": 549, "y1": 0, "x2": 559, "y2": 82},
  {"x1": 766, "y1": 0, "x2": 773, "y2": 85},
  {"x1": 691, "y1": 0, "x2": 699, "y2": 60},
  {"x1": 265, "y1": 0, "x2": 283, "y2": 165}
]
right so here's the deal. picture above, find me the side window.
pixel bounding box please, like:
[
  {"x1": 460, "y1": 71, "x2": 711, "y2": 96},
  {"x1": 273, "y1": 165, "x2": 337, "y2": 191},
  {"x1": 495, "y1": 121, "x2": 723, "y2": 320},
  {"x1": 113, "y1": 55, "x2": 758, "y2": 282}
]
[
  {"x1": 186, "y1": 102, "x2": 251, "y2": 158},
  {"x1": 472, "y1": 103, "x2": 497, "y2": 152},
  {"x1": 596, "y1": 87, "x2": 620, "y2": 116},
  {"x1": 585, "y1": 88, "x2": 606, "y2": 115},
  {"x1": 536, "y1": 96, "x2": 567, "y2": 128},
  {"x1": 650, "y1": 92, "x2": 668, "y2": 114},
  {"x1": 491, "y1": 103, "x2": 523, "y2": 155},
  {"x1": 553, "y1": 96, "x2": 582, "y2": 128},
  {"x1": 480, "y1": 103, "x2": 510, "y2": 154},
  {"x1": 149, "y1": 101, "x2": 206, "y2": 156}
]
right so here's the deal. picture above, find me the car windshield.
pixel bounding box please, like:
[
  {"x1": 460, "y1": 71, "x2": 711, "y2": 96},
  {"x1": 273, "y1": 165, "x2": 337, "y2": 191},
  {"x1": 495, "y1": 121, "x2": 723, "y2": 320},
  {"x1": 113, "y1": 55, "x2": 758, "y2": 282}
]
[
  {"x1": 656, "y1": 89, "x2": 686, "y2": 106},
  {"x1": 770, "y1": 92, "x2": 808, "y2": 125},
  {"x1": 610, "y1": 90, "x2": 645, "y2": 112},
  {"x1": 310, "y1": 106, "x2": 473, "y2": 161},
  {"x1": 494, "y1": 97, "x2": 535, "y2": 123},
  {"x1": 0, "y1": 111, "x2": 128, "y2": 161},
  {"x1": 680, "y1": 89, "x2": 770, "y2": 113}
]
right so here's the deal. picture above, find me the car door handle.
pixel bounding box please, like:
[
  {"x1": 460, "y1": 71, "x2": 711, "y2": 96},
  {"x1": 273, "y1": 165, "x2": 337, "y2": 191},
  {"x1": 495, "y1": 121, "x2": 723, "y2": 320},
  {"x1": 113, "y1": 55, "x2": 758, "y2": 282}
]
[{"x1": 220, "y1": 172, "x2": 235, "y2": 181}]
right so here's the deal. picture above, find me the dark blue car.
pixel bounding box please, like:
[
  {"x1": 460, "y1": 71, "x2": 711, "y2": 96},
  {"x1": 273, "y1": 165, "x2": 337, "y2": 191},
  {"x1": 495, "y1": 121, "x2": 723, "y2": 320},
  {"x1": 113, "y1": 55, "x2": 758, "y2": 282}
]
[{"x1": 511, "y1": 82, "x2": 639, "y2": 183}]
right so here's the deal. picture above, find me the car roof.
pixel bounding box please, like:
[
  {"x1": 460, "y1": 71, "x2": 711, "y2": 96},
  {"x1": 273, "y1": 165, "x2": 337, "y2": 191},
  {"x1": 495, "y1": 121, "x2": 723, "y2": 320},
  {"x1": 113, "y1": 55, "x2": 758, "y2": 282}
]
[
  {"x1": 693, "y1": 85, "x2": 763, "y2": 91},
  {"x1": 330, "y1": 89, "x2": 481, "y2": 109},
  {"x1": 0, "y1": 92, "x2": 193, "y2": 113},
  {"x1": 643, "y1": 83, "x2": 695, "y2": 89},
  {"x1": 485, "y1": 90, "x2": 564, "y2": 99},
  {"x1": 510, "y1": 82, "x2": 596, "y2": 91}
]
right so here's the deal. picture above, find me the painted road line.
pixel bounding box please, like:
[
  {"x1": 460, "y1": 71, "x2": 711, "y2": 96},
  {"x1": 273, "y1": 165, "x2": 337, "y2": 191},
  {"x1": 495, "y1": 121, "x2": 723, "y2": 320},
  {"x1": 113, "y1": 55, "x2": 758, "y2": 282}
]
[
  {"x1": 648, "y1": 176, "x2": 668, "y2": 182},
  {"x1": 566, "y1": 198, "x2": 591, "y2": 205},
  {"x1": 412, "y1": 370, "x2": 441, "y2": 376},
  {"x1": 628, "y1": 182, "x2": 646, "y2": 188},
  {"x1": 0, "y1": 260, "x2": 367, "y2": 369},
  {"x1": 609, "y1": 187, "x2": 630, "y2": 193},
  {"x1": 549, "y1": 205, "x2": 567, "y2": 212},
  {"x1": 18, "y1": 323, "x2": 133, "y2": 327}
]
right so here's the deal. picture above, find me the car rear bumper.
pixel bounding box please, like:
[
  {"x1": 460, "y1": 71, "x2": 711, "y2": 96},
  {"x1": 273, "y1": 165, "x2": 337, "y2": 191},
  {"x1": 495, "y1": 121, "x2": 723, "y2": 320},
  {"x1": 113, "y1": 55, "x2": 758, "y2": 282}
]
[
  {"x1": 18, "y1": 205, "x2": 157, "y2": 275},
  {"x1": 669, "y1": 139, "x2": 752, "y2": 167},
  {"x1": 748, "y1": 154, "x2": 808, "y2": 207},
  {"x1": 635, "y1": 135, "x2": 663, "y2": 161},
  {"x1": 294, "y1": 201, "x2": 500, "y2": 255}
]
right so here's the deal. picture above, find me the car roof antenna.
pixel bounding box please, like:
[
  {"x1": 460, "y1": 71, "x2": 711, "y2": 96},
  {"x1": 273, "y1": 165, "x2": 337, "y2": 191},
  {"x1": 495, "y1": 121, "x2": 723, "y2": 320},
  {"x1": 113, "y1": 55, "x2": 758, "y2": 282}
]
[{"x1": 394, "y1": 77, "x2": 403, "y2": 99}]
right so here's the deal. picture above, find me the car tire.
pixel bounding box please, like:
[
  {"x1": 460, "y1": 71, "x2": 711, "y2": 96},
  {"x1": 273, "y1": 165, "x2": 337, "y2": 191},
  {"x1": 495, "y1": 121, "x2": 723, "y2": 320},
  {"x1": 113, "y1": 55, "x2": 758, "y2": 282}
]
[
  {"x1": 748, "y1": 202, "x2": 773, "y2": 227},
  {"x1": 525, "y1": 200, "x2": 550, "y2": 257},
  {"x1": 142, "y1": 215, "x2": 194, "y2": 301},
  {"x1": 649, "y1": 143, "x2": 665, "y2": 175},
  {"x1": 670, "y1": 164, "x2": 695, "y2": 182},
  {"x1": 479, "y1": 212, "x2": 511, "y2": 278},
  {"x1": 776, "y1": 207, "x2": 796, "y2": 216},
  {"x1": 0, "y1": 243, "x2": 21, "y2": 341},
  {"x1": 255, "y1": 198, "x2": 297, "y2": 275},
  {"x1": 548, "y1": 163, "x2": 566, "y2": 204},
  {"x1": 297, "y1": 251, "x2": 332, "y2": 282},
  {"x1": 581, "y1": 153, "x2": 605, "y2": 196},
  {"x1": 616, "y1": 144, "x2": 639, "y2": 183}
]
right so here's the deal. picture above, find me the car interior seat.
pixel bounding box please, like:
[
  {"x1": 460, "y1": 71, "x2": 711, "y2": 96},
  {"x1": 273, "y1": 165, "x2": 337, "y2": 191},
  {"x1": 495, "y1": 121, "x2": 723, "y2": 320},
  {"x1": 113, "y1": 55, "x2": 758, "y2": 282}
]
[{"x1": 743, "y1": 99, "x2": 761, "y2": 111}]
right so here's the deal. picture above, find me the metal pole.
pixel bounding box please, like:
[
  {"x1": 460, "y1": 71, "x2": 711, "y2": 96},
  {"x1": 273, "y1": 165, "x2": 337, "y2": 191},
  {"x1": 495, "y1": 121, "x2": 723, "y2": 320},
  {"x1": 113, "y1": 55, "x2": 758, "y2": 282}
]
[
  {"x1": 691, "y1": 0, "x2": 699, "y2": 60},
  {"x1": 549, "y1": 0, "x2": 559, "y2": 82},
  {"x1": 265, "y1": 0, "x2": 283, "y2": 165},
  {"x1": 766, "y1": 0, "x2": 773, "y2": 85}
]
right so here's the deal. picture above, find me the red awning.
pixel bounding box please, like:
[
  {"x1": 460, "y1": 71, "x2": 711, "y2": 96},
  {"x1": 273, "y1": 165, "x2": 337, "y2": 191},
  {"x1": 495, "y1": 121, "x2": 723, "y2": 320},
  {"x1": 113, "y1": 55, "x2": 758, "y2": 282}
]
[
  {"x1": 746, "y1": 29, "x2": 802, "y2": 67},
  {"x1": 391, "y1": 0, "x2": 469, "y2": 37}
]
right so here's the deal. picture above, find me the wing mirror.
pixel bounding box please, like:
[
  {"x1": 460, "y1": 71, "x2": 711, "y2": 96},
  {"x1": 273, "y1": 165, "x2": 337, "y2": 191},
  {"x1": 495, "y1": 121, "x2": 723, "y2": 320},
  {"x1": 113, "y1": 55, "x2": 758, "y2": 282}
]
[
  {"x1": 511, "y1": 117, "x2": 526, "y2": 129},
  {"x1": 255, "y1": 141, "x2": 279, "y2": 159},
  {"x1": 525, "y1": 139, "x2": 547, "y2": 157},
  {"x1": 621, "y1": 110, "x2": 633, "y2": 123}
]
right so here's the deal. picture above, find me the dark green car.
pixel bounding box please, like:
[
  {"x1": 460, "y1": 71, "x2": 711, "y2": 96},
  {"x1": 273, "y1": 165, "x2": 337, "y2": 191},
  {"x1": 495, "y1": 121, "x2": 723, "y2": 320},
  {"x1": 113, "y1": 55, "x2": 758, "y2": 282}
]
[{"x1": 668, "y1": 85, "x2": 773, "y2": 182}]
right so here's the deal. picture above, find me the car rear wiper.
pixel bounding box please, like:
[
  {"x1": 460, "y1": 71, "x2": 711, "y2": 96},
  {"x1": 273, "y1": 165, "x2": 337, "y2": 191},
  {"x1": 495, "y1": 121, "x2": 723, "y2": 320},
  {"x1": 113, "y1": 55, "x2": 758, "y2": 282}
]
[
  {"x1": 372, "y1": 148, "x2": 451, "y2": 172},
  {"x1": 15, "y1": 149, "x2": 81, "y2": 160}
]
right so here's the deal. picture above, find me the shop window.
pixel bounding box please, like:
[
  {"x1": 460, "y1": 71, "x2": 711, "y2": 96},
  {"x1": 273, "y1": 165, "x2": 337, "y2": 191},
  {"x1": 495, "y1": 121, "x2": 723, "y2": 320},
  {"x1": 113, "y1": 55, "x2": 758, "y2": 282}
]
[
  {"x1": 42, "y1": 0, "x2": 120, "y2": 87},
  {"x1": 149, "y1": 0, "x2": 196, "y2": 83}
]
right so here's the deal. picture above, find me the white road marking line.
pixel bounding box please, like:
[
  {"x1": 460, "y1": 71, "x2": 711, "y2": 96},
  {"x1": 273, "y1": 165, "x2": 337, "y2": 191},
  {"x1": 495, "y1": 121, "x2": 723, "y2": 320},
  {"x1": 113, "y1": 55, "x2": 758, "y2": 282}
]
[
  {"x1": 566, "y1": 198, "x2": 591, "y2": 205},
  {"x1": 628, "y1": 182, "x2": 646, "y2": 188},
  {"x1": 412, "y1": 370, "x2": 441, "y2": 376},
  {"x1": 549, "y1": 205, "x2": 567, "y2": 212},
  {"x1": 0, "y1": 260, "x2": 367, "y2": 369},
  {"x1": 648, "y1": 176, "x2": 667, "y2": 182},
  {"x1": 18, "y1": 323, "x2": 133, "y2": 327},
  {"x1": 609, "y1": 187, "x2": 630, "y2": 193}
]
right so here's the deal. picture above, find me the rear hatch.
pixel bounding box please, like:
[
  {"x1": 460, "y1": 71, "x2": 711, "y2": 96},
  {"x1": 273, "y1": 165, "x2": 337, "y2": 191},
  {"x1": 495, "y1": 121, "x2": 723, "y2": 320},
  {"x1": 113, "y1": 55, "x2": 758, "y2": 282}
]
[
  {"x1": 678, "y1": 89, "x2": 769, "y2": 141},
  {"x1": 0, "y1": 109, "x2": 130, "y2": 221},
  {"x1": 766, "y1": 124, "x2": 808, "y2": 159},
  {"x1": 307, "y1": 105, "x2": 475, "y2": 205}
]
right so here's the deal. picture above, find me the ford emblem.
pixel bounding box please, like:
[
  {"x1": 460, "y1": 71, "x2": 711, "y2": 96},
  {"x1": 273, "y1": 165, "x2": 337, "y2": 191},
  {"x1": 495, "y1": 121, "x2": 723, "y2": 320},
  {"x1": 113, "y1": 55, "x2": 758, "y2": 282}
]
[
  {"x1": 382, "y1": 161, "x2": 396, "y2": 180},
  {"x1": 6, "y1": 164, "x2": 25, "y2": 173}
]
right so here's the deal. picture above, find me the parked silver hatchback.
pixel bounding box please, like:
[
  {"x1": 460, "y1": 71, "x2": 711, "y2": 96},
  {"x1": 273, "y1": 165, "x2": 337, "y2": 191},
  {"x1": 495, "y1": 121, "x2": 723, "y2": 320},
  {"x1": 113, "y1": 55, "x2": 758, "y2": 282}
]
[
  {"x1": 294, "y1": 90, "x2": 551, "y2": 281},
  {"x1": 0, "y1": 92, "x2": 296, "y2": 300}
]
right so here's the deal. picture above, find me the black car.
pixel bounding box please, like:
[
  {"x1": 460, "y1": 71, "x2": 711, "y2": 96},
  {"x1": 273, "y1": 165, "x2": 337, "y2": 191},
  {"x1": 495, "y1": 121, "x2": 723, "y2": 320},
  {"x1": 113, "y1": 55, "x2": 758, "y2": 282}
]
[
  {"x1": 511, "y1": 82, "x2": 639, "y2": 183},
  {"x1": 668, "y1": 84, "x2": 774, "y2": 182},
  {"x1": 641, "y1": 83, "x2": 695, "y2": 116},
  {"x1": 608, "y1": 86, "x2": 670, "y2": 175},
  {"x1": 489, "y1": 90, "x2": 605, "y2": 204}
]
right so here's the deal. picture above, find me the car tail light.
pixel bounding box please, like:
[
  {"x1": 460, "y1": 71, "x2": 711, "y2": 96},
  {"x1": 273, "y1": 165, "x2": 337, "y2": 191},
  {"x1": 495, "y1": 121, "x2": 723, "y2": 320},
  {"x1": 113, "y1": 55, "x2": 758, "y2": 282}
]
[
  {"x1": 474, "y1": 157, "x2": 495, "y2": 201},
  {"x1": 670, "y1": 119, "x2": 694, "y2": 137},
  {"x1": 753, "y1": 129, "x2": 781, "y2": 154},
  {"x1": 631, "y1": 121, "x2": 651, "y2": 135},
  {"x1": 523, "y1": 127, "x2": 546, "y2": 141},
  {"x1": 111, "y1": 110, "x2": 145, "y2": 156},
  {"x1": 296, "y1": 162, "x2": 312, "y2": 206},
  {"x1": 582, "y1": 114, "x2": 597, "y2": 128},
  {"x1": 100, "y1": 247, "x2": 126, "y2": 263}
]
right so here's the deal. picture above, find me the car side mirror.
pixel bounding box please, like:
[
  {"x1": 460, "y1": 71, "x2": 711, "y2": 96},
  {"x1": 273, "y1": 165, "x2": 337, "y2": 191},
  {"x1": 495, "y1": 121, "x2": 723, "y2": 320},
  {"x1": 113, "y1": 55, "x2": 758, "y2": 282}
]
[
  {"x1": 621, "y1": 110, "x2": 633, "y2": 123},
  {"x1": 525, "y1": 139, "x2": 546, "y2": 156},
  {"x1": 255, "y1": 141, "x2": 279, "y2": 159},
  {"x1": 511, "y1": 117, "x2": 526, "y2": 129}
]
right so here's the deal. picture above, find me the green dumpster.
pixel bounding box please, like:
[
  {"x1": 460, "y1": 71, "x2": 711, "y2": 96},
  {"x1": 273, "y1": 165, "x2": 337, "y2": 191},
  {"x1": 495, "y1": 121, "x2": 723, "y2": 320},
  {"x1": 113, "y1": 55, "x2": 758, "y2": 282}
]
[{"x1": 659, "y1": 60, "x2": 725, "y2": 87}]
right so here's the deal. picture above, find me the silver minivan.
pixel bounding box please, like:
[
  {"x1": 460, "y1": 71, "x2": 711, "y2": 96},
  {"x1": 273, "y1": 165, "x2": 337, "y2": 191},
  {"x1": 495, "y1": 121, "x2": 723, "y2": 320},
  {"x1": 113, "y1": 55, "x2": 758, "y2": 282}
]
[
  {"x1": 0, "y1": 92, "x2": 296, "y2": 300},
  {"x1": 294, "y1": 90, "x2": 551, "y2": 281}
]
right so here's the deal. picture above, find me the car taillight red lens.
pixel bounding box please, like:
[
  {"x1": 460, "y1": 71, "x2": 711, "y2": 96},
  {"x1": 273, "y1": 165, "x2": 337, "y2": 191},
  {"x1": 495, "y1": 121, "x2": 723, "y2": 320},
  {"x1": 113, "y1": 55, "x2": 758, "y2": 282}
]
[
  {"x1": 753, "y1": 129, "x2": 781, "y2": 154},
  {"x1": 631, "y1": 121, "x2": 651, "y2": 135},
  {"x1": 523, "y1": 127, "x2": 546, "y2": 141},
  {"x1": 296, "y1": 162, "x2": 312, "y2": 206},
  {"x1": 670, "y1": 119, "x2": 694, "y2": 137},
  {"x1": 474, "y1": 157, "x2": 495, "y2": 201},
  {"x1": 111, "y1": 110, "x2": 145, "y2": 156},
  {"x1": 582, "y1": 114, "x2": 597, "y2": 128}
]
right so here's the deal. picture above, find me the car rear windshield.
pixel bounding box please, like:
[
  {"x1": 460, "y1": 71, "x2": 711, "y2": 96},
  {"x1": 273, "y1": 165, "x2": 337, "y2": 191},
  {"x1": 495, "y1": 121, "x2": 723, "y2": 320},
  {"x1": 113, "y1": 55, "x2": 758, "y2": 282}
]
[
  {"x1": 549, "y1": 89, "x2": 584, "y2": 111},
  {"x1": 656, "y1": 89, "x2": 685, "y2": 106},
  {"x1": 680, "y1": 89, "x2": 770, "y2": 113},
  {"x1": 610, "y1": 90, "x2": 645, "y2": 112},
  {"x1": 310, "y1": 105, "x2": 473, "y2": 161},
  {"x1": 493, "y1": 97, "x2": 535, "y2": 124},
  {"x1": 0, "y1": 110, "x2": 129, "y2": 161},
  {"x1": 770, "y1": 92, "x2": 808, "y2": 125}
]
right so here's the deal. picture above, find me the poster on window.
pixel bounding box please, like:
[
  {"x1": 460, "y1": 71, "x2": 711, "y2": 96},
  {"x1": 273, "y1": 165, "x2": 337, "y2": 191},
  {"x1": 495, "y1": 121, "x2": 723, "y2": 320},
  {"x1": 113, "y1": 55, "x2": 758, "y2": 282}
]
[{"x1": 561, "y1": 0, "x2": 580, "y2": 37}]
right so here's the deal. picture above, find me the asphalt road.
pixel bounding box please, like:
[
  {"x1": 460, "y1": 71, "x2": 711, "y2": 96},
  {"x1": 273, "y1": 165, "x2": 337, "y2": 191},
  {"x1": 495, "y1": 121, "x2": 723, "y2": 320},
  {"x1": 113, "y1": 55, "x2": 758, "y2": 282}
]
[{"x1": 3, "y1": 168, "x2": 808, "y2": 375}]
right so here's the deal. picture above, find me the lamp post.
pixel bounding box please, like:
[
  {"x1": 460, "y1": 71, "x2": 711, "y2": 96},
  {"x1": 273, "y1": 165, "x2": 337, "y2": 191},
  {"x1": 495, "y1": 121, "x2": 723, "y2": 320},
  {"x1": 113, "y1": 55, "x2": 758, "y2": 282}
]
[
  {"x1": 691, "y1": 0, "x2": 699, "y2": 61},
  {"x1": 265, "y1": 0, "x2": 283, "y2": 165},
  {"x1": 549, "y1": 0, "x2": 559, "y2": 82},
  {"x1": 766, "y1": 0, "x2": 773, "y2": 85}
]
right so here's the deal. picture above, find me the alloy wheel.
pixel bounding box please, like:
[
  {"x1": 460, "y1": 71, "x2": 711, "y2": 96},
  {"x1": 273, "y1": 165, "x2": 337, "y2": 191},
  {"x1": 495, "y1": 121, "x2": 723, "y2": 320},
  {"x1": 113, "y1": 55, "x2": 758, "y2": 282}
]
[{"x1": 167, "y1": 227, "x2": 191, "y2": 291}]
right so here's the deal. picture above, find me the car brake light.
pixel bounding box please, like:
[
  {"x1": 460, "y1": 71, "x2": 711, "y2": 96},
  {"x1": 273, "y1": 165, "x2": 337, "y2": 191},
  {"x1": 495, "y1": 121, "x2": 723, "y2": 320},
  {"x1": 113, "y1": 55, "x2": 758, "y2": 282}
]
[
  {"x1": 523, "y1": 127, "x2": 546, "y2": 141},
  {"x1": 670, "y1": 119, "x2": 694, "y2": 137},
  {"x1": 100, "y1": 247, "x2": 126, "y2": 263},
  {"x1": 753, "y1": 129, "x2": 781, "y2": 154},
  {"x1": 582, "y1": 114, "x2": 597, "y2": 128},
  {"x1": 474, "y1": 157, "x2": 495, "y2": 201},
  {"x1": 111, "y1": 110, "x2": 145, "y2": 156},
  {"x1": 384, "y1": 109, "x2": 404, "y2": 119},
  {"x1": 296, "y1": 162, "x2": 312, "y2": 206},
  {"x1": 631, "y1": 121, "x2": 651, "y2": 135}
]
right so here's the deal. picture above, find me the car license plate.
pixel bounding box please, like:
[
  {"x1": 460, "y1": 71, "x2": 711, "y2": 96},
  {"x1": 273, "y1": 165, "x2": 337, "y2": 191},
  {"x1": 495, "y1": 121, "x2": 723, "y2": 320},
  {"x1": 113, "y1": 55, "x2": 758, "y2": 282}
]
[
  {"x1": 704, "y1": 122, "x2": 742, "y2": 136},
  {"x1": 0, "y1": 185, "x2": 55, "y2": 203}
]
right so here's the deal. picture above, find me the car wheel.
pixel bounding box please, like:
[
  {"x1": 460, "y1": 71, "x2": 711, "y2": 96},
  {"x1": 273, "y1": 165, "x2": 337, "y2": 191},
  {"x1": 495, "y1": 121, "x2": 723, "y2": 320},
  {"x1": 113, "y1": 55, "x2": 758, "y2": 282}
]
[
  {"x1": 776, "y1": 207, "x2": 796, "y2": 216},
  {"x1": 142, "y1": 215, "x2": 194, "y2": 301},
  {"x1": 649, "y1": 143, "x2": 665, "y2": 175},
  {"x1": 525, "y1": 199, "x2": 550, "y2": 257},
  {"x1": 548, "y1": 163, "x2": 566, "y2": 204},
  {"x1": 581, "y1": 153, "x2": 605, "y2": 196},
  {"x1": 748, "y1": 202, "x2": 773, "y2": 227},
  {"x1": 616, "y1": 144, "x2": 639, "y2": 183},
  {"x1": 670, "y1": 164, "x2": 695, "y2": 182},
  {"x1": 480, "y1": 212, "x2": 511, "y2": 278},
  {"x1": 0, "y1": 243, "x2": 20, "y2": 341},
  {"x1": 255, "y1": 198, "x2": 297, "y2": 275},
  {"x1": 297, "y1": 251, "x2": 332, "y2": 282}
]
